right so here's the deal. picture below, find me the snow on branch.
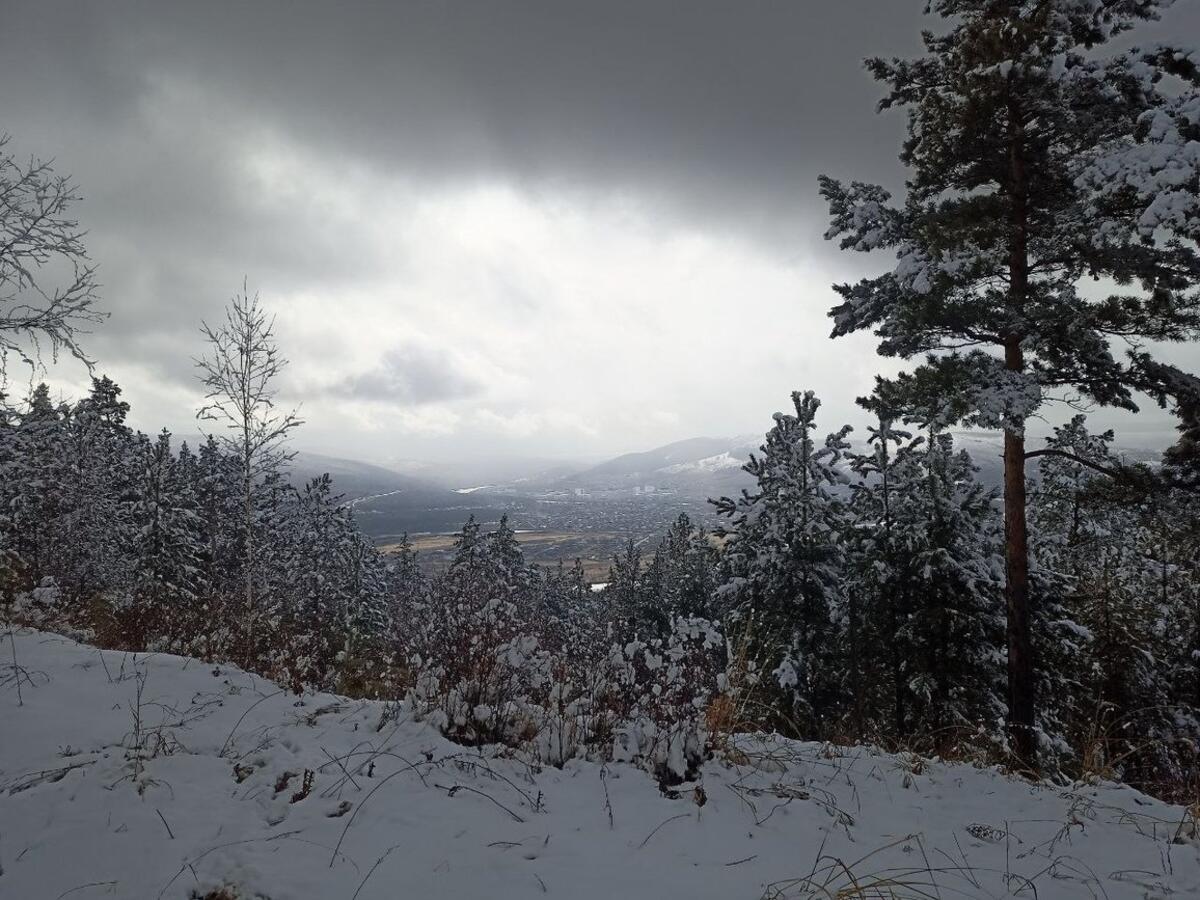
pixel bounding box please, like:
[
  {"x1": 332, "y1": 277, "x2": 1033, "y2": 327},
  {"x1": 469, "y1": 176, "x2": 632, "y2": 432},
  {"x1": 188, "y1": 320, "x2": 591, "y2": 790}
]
[{"x1": 0, "y1": 134, "x2": 106, "y2": 371}]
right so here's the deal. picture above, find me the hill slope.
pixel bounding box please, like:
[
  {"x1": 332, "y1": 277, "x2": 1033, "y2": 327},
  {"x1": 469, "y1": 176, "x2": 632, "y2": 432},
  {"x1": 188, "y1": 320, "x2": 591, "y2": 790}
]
[
  {"x1": 3, "y1": 629, "x2": 1197, "y2": 899},
  {"x1": 288, "y1": 451, "x2": 502, "y2": 538},
  {"x1": 556, "y1": 436, "x2": 757, "y2": 499},
  {"x1": 577, "y1": 437, "x2": 739, "y2": 478},
  {"x1": 290, "y1": 450, "x2": 458, "y2": 502}
]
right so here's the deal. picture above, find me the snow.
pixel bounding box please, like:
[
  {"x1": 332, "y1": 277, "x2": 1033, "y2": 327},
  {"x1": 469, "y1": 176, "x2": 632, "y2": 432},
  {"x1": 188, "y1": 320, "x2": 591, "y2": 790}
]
[
  {"x1": 4, "y1": 629, "x2": 1200, "y2": 900},
  {"x1": 660, "y1": 452, "x2": 744, "y2": 475}
]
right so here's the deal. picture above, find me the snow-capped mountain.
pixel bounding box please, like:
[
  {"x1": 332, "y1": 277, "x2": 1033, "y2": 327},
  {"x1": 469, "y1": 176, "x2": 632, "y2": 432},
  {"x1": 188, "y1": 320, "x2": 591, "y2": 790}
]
[{"x1": 557, "y1": 437, "x2": 758, "y2": 498}]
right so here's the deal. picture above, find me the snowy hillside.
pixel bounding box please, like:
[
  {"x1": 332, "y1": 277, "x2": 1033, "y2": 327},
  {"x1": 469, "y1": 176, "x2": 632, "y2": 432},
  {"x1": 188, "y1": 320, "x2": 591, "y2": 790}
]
[{"x1": 3, "y1": 630, "x2": 1198, "y2": 900}]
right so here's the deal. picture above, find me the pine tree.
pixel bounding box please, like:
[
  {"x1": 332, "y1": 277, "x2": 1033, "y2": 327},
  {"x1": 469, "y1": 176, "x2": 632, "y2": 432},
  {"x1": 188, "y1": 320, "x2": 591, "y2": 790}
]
[
  {"x1": 845, "y1": 416, "x2": 1006, "y2": 745},
  {"x1": 1031, "y1": 417, "x2": 1195, "y2": 784},
  {"x1": 605, "y1": 537, "x2": 646, "y2": 636},
  {"x1": 901, "y1": 431, "x2": 1006, "y2": 742},
  {"x1": 0, "y1": 391, "x2": 21, "y2": 603},
  {"x1": 193, "y1": 435, "x2": 242, "y2": 604},
  {"x1": 535, "y1": 557, "x2": 591, "y2": 629},
  {"x1": 387, "y1": 532, "x2": 427, "y2": 634},
  {"x1": 55, "y1": 376, "x2": 133, "y2": 604},
  {"x1": 820, "y1": 1, "x2": 1200, "y2": 765},
  {"x1": 1160, "y1": 489, "x2": 1200, "y2": 718},
  {"x1": 441, "y1": 515, "x2": 530, "y2": 601},
  {"x1": 125, "y1": 430, "x2": 203, "y2": 646},
  {"x1": 714, "y1": 390, "x2": 852, "y2": 734},
  {"x1": 1163, "y1": 387, "x2": 1200, "y2": 489},
  {"x1": 10, "y1": 385, "x2": 69, "y2": 588},
  {"x1": 642, "y1": 513, "x2": 718, "y2": 632},
  {"x1": 343, "y1": 531, "x2": 391, "y2": 651},
  {"x1": 269, "y1": 474, "x2": 346, "y2": 687},
  {"x1": 1029, "y1": 416, "x2": 1118, "y2": 581},
  {"x1": 844, "y1": 416, "x2": 919, "y2": 737}
]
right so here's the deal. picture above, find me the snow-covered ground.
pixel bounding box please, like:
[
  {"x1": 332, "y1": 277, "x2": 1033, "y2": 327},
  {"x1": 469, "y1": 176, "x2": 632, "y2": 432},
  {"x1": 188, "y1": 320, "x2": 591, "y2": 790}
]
[{"x1": 3, "y1": 629, "x2": 1198, "y2": 900}]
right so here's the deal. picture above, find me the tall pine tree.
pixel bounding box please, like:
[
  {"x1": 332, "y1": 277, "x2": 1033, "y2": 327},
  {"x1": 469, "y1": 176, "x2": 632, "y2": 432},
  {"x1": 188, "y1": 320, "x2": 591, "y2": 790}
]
[{"x1": 820, "y1": 0, "x2": 1200, "y2": 766}]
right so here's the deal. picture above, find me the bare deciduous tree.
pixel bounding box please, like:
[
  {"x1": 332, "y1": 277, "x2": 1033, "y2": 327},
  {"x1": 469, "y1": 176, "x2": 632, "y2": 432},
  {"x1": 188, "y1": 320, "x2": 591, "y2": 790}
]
[
  {"x1": 195, "y1": 283, "x2": 302, "y2": 618},
  {"x1": 0, "y1": 134, "x2": 105, "y2": 372}
]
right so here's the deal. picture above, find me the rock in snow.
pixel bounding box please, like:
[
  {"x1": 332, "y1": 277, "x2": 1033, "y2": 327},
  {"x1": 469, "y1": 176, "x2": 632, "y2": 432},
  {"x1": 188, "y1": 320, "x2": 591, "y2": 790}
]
[{"x1": 2, "y1": 629, "x2": 1198, "y2": 899}]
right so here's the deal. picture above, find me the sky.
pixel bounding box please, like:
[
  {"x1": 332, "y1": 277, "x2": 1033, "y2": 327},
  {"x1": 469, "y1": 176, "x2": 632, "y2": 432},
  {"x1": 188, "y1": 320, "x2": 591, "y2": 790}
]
[{"x1": 2, "y1": 1, "x2": 1198, "y2": 466}]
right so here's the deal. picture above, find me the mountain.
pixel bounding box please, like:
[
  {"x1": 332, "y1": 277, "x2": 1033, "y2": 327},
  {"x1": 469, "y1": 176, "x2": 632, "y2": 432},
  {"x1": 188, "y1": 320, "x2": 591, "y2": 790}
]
[
  {"x1": 383, "y1": 455, "x2": 595, "y2": 492},
  {"x1": 289, "y1": 450, "x2": 457, "y2": 504},
  {"x1": 289, "y1": 452, "x2": 506, "y2": 539},
  {"x1": 557, "y1": 436, "x2": 758, "y2": 499},
  {"x1": 577, "y1": 437, "x2": 738, "y2": 478}
]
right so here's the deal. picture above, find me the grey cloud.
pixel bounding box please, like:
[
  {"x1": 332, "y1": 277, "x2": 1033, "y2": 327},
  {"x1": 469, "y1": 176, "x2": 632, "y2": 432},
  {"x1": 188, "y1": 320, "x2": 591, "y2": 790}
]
[
  {"x1": 7, "y1": 0, "x2": 1197, "y2": 308},
  {"x1": 2, "y1": 0, "x2": 1197, "y2": 457},
  {"x1": 7, "y1": 0, "x2": 1199, "y2": 257},
  {"x1": 330, "y1": 346, "x2": 482, "y2": 406},
  {"x1": 2, "y1": 2, "x2": 925, "y2": 259}
]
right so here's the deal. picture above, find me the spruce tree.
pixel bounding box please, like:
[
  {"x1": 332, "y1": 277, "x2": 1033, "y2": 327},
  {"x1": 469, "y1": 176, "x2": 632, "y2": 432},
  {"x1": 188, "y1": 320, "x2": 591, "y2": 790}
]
[{"x1": 820, "y1": 1, "x2": 1200, "y2": 765}]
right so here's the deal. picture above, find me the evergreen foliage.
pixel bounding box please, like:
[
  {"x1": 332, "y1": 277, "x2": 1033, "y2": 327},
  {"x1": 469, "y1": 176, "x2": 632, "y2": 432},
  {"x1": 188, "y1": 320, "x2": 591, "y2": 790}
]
[{"x1": 819, "y1": 0, "x2": 1200, "y2": 765}]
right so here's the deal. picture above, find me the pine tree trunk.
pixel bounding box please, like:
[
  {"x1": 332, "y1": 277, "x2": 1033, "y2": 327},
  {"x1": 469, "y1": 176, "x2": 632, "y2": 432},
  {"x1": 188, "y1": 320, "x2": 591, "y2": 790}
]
[
  {"x1": 1005, "y1": 98, "x2": 1037, "y2": 769},
  {"x1": 881, "y1": 460, "x2": 906, "y2": 738},
  {"x1": 1003, "y1": 416, "x2": 1035, "y2": 767}
]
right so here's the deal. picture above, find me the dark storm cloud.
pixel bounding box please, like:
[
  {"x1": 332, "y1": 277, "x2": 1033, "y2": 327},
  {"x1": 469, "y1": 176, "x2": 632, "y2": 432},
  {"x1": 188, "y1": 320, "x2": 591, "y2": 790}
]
[{"x1": 1, "y1": 1, "x2": 925, "y2": 282}]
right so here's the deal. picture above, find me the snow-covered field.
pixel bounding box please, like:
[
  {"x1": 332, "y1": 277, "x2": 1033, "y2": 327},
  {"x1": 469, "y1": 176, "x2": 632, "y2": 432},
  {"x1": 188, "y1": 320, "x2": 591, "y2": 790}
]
[{"x1": 3, "y1": 629, "x2": 1198, "y2": 900}]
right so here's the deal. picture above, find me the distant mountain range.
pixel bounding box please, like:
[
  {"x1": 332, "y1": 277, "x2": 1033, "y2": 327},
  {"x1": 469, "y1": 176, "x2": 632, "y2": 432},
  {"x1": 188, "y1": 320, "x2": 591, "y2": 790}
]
[{"x1": 275, "y1": 430, "x2": 1164, "y2": 542}]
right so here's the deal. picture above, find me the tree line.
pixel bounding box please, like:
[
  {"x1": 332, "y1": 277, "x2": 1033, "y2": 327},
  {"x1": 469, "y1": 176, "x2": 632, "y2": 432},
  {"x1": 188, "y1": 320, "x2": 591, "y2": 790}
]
[{"x1": 4, "y1": 370, "x2": 1199, "y2": 794}]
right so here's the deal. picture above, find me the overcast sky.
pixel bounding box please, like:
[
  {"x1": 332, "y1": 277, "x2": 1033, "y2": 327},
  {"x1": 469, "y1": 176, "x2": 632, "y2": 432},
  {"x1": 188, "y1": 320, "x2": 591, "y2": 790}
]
[{"x1": 3, "y1": 1, "x2": 1198, "y2": 465}]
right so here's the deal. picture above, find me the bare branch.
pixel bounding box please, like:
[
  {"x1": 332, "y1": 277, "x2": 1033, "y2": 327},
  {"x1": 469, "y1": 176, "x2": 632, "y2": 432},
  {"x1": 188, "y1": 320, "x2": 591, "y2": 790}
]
[{"x1": 0, "y1": 134, "x2": 106, "y2": 372}]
